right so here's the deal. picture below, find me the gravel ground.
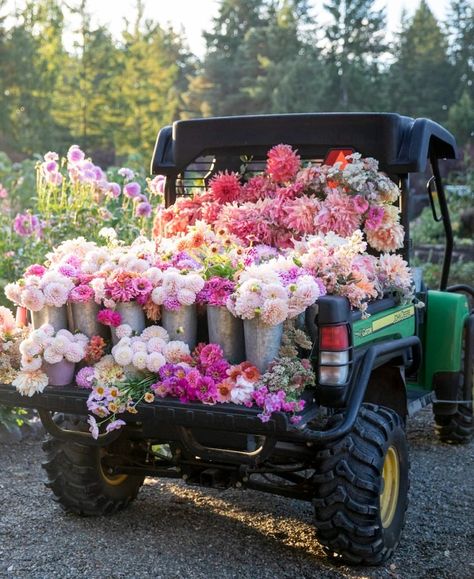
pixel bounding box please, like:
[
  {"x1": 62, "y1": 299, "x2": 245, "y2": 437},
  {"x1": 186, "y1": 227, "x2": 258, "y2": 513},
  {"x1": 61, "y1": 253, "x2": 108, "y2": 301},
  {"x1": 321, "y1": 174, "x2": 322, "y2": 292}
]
[{"x1": 0, "y1": 408, "x2": 472, "y2": 579}]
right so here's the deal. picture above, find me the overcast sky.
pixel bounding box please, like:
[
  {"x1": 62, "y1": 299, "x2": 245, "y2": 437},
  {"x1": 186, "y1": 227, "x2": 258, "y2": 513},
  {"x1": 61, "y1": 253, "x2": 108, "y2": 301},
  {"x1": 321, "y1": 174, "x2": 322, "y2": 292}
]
[{"x1": 3, "y1": 0, "x2": 449, "y2": 57}]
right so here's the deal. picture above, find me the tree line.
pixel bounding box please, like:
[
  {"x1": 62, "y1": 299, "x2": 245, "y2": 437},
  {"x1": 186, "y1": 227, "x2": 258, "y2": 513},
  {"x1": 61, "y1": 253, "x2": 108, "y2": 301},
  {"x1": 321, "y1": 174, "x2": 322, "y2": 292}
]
[{"x1": 0, "y1": 0, "x2": 472, "y2": 164}]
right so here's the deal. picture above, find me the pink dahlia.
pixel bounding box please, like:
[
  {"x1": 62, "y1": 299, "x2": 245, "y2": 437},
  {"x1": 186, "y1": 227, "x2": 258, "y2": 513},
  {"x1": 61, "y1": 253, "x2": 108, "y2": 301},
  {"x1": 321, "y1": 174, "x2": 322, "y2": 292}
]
[
  {"x1": 365, "y1": 206, "x2": 385, "y2": 230},
  {"x1": 24, "y1": 264, "x2": 46, "y2": 277},
  {"x1": 266, "y1": 144, "x2": 300, "y2": 184},
  {"x1": 314, "y1": 191, "x2": 361, "y2": 238},
  {"x1": 69, "y1": 284, "x2": 95, "y2": 303},
  {"x1": 97, "y1": 308, "x2": 122, "y2": 327},
  {"x1": 209, "y1": 171, "x2": 242, "y2": 204}
]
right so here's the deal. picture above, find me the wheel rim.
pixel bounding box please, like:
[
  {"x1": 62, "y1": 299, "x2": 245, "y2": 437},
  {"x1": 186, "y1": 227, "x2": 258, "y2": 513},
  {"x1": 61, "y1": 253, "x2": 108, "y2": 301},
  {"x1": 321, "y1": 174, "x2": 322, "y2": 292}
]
[
  {"x1": 380, "y1": 445, "x2": 400, "y2": 528},
  {"x1": 99, "y1": 450, "x2": 128, "y2": 486}
]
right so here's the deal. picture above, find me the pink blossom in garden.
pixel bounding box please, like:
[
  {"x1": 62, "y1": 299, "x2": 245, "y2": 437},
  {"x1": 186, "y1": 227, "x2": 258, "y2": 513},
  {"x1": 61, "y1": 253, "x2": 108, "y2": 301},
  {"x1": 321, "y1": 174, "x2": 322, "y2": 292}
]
[
  {"x1": 266, "y1": 144, "x2": 301, "y2": 184},
  {"x1": 76, "y1": 366, "x2": 95, "y2": 389},
  {"x1": 58, "y1": 264, "x2": 78, "y2": 277},
  {"x1": 97, "y1": 308, "x2": 122, "y2": 327},
  {"x1": 365, "y1": 206, "x2": 385, "y2": 230},
  {"x1": 314, "y1": 191, "x2": 361, "y2": 238},
  {"x1": 353, "y1": 195, "x2": 369, "y2": 214},
  {"x1": 67, "y1": 145, "x2": 85, "y2": 164},
  {"x1": 149, "y1": 175, "x2": 165, "y2": 196},
  {"x1": 209, "y1": 171, "x2": 242, "y2": 204},
  {"x1": 69, "y1": 284, "x2": 95, "y2": 303},
  {"x1": 24, "y1": 264, "x2": 46, "y2": 277},
  {"x1": 135, "y1": 201, "x2": 152, "y2": 217},
  {"x1": 124, "y1": 182, "x2": 141, "y2": 198},
  {"x1": 131, "y1": 277, "x2": 152, "y2": 297},
  {"x1": 107, "y1": 182, "x2": 121, "y2": 198},
  {"x1": 118, "y1": 167, "x2": 135, "y2": 181},
  {"x1": 45, "y1": 161, "x2": 58, "y2": 173},
  {"x1": 44, "y1": 151, "x2": 58, "y2": 162},
  {"x1": 13, "y1": 213, "x2": 43, "y2": 237},
  {"x1": 0, "y1": 184, "x2": 8, "y2": 198}
]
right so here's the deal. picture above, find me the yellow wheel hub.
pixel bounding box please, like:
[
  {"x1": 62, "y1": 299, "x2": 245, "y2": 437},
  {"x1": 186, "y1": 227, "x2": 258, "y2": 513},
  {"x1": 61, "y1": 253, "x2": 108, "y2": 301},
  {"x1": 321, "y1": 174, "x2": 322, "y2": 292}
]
[
  {"x1": 380, "y1": 445, "x2": 400, "y2": 528},
  {"x1": 99, "y1": 451, "x2": 128, "y2": 486}
]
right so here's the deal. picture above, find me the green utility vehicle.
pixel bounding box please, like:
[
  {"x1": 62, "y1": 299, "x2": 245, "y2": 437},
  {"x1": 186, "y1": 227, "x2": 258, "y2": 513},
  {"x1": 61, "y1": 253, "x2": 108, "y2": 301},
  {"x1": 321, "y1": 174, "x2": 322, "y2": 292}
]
[{"x1": 0, "y1": 113, "x2": 472, "y2": 565}]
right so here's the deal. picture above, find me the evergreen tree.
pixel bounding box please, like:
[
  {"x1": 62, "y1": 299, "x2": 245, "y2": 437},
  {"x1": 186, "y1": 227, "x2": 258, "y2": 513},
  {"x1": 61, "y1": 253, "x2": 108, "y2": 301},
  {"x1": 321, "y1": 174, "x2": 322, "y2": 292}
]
[
  {"x1": 389, "y1": 0, "x2": 454, "y2": 121},
  {"x1": 239, "y1": 0, "x2": 325, "y2": 113},
  {"x1": 445, "y1": 0, "x2": 474, "y2": 101},
  {"x1": 53, "y1": 1, "x2": 122, "y2": 160},
  {"x1": 2, "y1": 0, "x2": 64, "y2": 153},
  {"x1": 188, "y1": 0, "x2": 267, "y2": 116},
  {"x1": 320, "y1": 0, "x2": 387, "y2": 111},
  {"x1": 114, "y1": 1, "x2": 195, "y2": 158}
]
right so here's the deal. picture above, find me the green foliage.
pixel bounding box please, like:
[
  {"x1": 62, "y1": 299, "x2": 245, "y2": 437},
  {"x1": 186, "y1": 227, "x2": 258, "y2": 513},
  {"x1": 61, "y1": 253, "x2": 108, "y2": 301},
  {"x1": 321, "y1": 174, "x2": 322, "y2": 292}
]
[
  {"x1": 0, "y1": 0, "x2": 473, "y2": 158},
  {"x1": 0, "y1": 149, "x2": 163, "y2": 307},
  {"x1": 388, "y1": 0, "x2": 454, "y2": 122}
]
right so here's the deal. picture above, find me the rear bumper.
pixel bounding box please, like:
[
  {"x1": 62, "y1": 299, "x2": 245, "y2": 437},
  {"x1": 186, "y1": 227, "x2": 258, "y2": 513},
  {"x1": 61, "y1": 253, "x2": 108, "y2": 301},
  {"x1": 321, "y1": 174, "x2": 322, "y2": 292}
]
[{"x1": 0, "y1": 383, "x2": 320, "y2": 443}]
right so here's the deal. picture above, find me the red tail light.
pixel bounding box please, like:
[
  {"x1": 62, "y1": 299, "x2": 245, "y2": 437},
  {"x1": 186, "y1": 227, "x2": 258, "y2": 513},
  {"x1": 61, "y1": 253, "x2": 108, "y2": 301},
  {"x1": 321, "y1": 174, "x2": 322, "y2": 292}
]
[{"x1": 320, "y1": 325, "x2": 349, "y2": 351}]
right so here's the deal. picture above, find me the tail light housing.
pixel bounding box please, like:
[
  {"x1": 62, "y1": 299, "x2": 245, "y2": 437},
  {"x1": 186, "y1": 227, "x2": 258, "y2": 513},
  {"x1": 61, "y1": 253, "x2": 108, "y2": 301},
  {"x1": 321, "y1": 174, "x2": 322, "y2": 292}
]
[{"x1": 318, "y1": 323, "x2": 352, "y2": 386}]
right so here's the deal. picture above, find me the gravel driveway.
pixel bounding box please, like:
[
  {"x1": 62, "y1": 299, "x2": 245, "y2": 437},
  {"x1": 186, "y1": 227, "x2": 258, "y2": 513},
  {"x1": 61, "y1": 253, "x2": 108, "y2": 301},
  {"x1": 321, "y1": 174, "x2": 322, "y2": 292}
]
[{"x1": 0, "y1": 408, "x2": 472, "y2": 579}]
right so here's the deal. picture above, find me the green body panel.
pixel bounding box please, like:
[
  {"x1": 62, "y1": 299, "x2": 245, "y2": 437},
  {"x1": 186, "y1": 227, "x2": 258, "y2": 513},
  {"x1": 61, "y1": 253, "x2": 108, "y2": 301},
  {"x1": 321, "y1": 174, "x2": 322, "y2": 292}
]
[
  {"x1": 416, "y1": 290, "x2": 469, "y2": 390},
  {"x1": 353, "y1": 304, "x2": 416, "y2": 348}
]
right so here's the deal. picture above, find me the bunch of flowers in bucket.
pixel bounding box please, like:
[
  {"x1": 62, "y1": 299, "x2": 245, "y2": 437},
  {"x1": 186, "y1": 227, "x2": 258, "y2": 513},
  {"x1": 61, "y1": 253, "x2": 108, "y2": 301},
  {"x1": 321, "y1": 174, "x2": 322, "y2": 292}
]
[
  {"x1": 153, "y1": 144, "x2": 404, "y2": 253},
  {"x1": 227, "y1": 257, "x2": 324, "y2": 325},
  {"x1": 12, "y1": 325, "x2": 88, "y2": 396},
  {"x1": 0, "y1": 306, "x2": 28, "y2": 384}
]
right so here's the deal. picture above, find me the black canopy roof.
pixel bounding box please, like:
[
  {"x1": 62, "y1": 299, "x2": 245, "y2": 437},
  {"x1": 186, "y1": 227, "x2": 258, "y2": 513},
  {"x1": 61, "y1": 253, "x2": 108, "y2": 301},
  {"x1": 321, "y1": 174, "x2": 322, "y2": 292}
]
[{"x1": 151, "y1": 112, "x2": 457, "y2": 177}]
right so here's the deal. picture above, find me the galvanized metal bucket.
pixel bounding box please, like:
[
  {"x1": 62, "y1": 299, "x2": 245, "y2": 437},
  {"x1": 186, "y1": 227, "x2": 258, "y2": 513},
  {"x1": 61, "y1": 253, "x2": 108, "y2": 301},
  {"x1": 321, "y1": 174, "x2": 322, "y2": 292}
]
[
  {"x1": 161, "y1": 304, "x2": 197, "y2": 350},
  {"x1": 207, "y1": 305, "x2": 245, "y2": 364},
  {"x1": 31, "y1": 305, "x2": 68, "y2": 332},
  {"x1": 111, "y1": 301, "x2": 146, "y2": 343},
  {"x1": 68, "y1": 302, "x2": 109, "y2": 339},
  {"x1": 243, "y1": 317, "x2": 283, "y2": 373}
]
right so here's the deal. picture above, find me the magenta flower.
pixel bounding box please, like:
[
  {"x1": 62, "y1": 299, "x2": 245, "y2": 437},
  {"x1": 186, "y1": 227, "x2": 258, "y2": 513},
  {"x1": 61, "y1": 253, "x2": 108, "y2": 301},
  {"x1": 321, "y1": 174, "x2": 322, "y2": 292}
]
[
  {"x1": 13, "y1": 213, "x2": 43, "y2": 237},
  {"x1": 97, "y1": 308, "x2": 122, "y2": 327},
  {"x1": 354, "y1": 195, "x2": 369, "y2": 214},
  {"x1": 132, "y1": 277, "x2": 152, "y2": 296},
  {"x1": 24, "y1": 264, "x2": 46, "y2": 277},
  {"x1": 197, "y1": 277, "x2": 235, "y2": 307},
  {"x1": 67, "y1": 145, "x2": 85, "y2": 164},
  {"x1": 135, "y1": 201, "x2": 152, "y2": 217},
  {"x1": 365, "y1": 206, "x2": 385, "y2": 230},
  {"x1": 45, "y1": 161, "x2": 58, "y2": 173},
  {"x1": 124, "y1": 182, "x2": 141, "y2": 198},
  {"x1": 69, "y1": 284, "x2": 95, "y2": 303}
]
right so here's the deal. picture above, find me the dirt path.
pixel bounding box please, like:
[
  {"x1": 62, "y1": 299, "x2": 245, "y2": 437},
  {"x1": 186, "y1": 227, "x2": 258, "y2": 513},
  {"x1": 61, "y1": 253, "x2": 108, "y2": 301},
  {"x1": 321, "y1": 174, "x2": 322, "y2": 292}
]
[{"x1": 0, "y1": 408, "x2": 472, "y2": 579}]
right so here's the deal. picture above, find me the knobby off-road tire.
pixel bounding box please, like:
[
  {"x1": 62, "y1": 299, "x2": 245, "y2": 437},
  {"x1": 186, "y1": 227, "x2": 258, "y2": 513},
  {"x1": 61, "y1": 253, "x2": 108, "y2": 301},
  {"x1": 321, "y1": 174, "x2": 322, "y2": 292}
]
[
  {"x1": 434, "y1": 327, "x2": 474, "y2": 444},
  {"x1": 313, "y1": 404, "x2": 409, "y2": 565},
  {"x1": 435, "y1": 396, "x2": 473, "y2": 444},
  {"x1": 42, "y1": 415, "x2": 144, "y2": 516}
]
